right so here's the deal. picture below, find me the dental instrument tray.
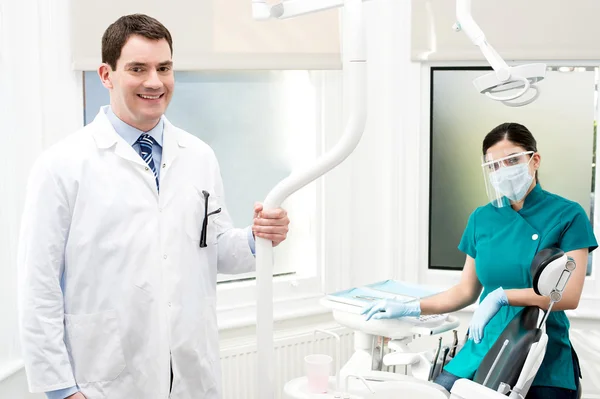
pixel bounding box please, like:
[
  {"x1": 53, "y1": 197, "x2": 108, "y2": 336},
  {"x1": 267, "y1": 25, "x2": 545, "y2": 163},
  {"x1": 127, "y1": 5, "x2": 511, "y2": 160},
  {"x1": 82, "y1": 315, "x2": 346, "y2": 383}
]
[
  {"x1": 321, "y1": 280, "x2": 458, "y2": 338},
  {"x1": 326, "y1": 280, "x2": 437, "y2": 307}
]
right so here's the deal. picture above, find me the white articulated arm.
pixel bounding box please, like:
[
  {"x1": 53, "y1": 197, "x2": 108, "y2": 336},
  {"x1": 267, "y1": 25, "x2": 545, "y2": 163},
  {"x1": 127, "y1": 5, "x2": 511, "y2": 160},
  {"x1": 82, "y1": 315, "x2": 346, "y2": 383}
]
[
  {"x1": 455, "y1": 0, "x2": 509, "y2": 77},
  {"x1": 253, "y1": 1, "x2": 368, "y2": 398},
  {"x1": 252, "y1": 0, "x2": 271, "y2": 19},
  {"x1": 253, "y1": 0, "x2": 373, "y2": 20},
  {"x1": 454, "y1": 0, "x2": 545, "y2": 106}
]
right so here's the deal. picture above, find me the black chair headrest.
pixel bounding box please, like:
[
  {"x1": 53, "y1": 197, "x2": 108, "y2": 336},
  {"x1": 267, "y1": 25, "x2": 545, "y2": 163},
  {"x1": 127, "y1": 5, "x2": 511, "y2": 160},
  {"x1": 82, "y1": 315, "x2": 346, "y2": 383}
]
[{"x1": 530, "y1": 247, "x2": 565, "y2": 296}]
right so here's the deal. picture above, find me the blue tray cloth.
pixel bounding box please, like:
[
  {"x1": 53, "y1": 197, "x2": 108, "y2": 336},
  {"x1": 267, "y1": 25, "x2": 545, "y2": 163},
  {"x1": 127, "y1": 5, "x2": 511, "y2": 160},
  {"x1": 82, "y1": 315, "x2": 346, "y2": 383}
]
[{"x1": 327, "y1": 280, "x2": 441, "y2": 307}]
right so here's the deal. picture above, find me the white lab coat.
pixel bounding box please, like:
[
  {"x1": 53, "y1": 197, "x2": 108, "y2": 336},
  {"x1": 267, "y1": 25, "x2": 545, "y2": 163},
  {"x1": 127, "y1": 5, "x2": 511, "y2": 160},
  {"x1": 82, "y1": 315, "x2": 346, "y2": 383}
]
[{"x1": 18, "y1": 107, "x2": 256, "y2": 399}]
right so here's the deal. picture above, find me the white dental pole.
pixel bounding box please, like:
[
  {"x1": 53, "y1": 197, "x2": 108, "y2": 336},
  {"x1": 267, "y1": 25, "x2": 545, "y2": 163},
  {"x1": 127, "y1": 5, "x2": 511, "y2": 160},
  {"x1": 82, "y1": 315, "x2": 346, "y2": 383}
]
[
  {"x1": 454, "y1": 0, "x2": 546, "y2": 106},
  {"x1": 252, "y1": 1, "x2": 367, "y2": 397}
]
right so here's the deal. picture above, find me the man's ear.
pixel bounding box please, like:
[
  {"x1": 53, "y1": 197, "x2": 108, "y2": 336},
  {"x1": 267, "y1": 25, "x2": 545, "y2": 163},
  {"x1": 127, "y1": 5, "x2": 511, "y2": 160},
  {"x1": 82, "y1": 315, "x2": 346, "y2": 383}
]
[{"x1": 98, "y1": 63, "x2": 114, "y2": 89}]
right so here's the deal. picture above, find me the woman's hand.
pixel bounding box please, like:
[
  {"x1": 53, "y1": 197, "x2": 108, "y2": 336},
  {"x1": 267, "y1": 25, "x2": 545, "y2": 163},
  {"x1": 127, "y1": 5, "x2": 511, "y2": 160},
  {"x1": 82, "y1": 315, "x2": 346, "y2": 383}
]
[
  {"x1": 361, "y1": 299, "x2": 421, "y2": 321},
  {"x1": 469, "y1": 287, "x2": 508, "y2": 344}
]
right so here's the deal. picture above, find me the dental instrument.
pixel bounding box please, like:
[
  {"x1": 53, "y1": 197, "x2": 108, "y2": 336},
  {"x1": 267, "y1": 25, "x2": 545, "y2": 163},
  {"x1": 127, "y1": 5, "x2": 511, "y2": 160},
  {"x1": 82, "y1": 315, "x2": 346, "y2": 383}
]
[
  {"x1": 451, "y1": 330, "x2": 459, "y2": 358},
  {"x1": 440, "y1": 346, "x2": 450, "y2": 372},
  {"x1": 429, "y1": 337, "x2": 443, "y2": 381}
]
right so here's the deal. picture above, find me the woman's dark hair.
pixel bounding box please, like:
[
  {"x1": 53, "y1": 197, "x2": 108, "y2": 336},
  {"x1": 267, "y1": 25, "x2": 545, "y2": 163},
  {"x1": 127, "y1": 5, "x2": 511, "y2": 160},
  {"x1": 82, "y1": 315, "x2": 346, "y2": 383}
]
[{"x1": 483, "y1": 122, "x2": 539, "y2": 181}]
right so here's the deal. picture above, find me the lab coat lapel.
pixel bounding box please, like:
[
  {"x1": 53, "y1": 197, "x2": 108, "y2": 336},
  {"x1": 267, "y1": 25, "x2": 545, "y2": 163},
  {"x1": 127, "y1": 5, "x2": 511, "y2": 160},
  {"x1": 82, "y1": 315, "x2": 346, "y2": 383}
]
[
  {"x1": 161, "y1": 118, "x2": 186, "y2": 177},
  {"x1": 90, "y1": 109, "x2": 159, "y2": 195},
  {"x1": 91, "y1": 109, "x2": 147, "y2": 167},
  {"x1": 159, "y1": 118, "x2": 189, "y2": 206}
]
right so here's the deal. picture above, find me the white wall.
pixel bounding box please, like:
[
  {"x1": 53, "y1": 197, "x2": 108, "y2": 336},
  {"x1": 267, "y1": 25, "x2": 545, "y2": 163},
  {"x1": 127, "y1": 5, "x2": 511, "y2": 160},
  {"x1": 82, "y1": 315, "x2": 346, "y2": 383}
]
[
  {"x1": 411, "y1": 0, "x2": 600, "y2": 61},
  {"x1": 331, "y1": 0, "x2": 420, "y2": 290},
  {"x1": 0, "y1": 0, "x2": 82, "y2": 396}
]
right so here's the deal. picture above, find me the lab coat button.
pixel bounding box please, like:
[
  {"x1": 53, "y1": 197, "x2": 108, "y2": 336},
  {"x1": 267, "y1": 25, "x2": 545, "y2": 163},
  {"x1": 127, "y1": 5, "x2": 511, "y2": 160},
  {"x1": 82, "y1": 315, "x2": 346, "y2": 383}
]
[
  {"x1": 168, "y1": 302, "x2": 172, "y2": 307},
  {"x1": 532, "y1": 234, "x2": 539, "y2": 240},
  {"x1": 145, "y1": 166, "x2": 149, "y2": 171},
  {"x1": 162, "y1": 163, "x2": 166, "y2": 168},
  {"x1": 163, "y1": 254, "x2": 168, "y2": 259}
]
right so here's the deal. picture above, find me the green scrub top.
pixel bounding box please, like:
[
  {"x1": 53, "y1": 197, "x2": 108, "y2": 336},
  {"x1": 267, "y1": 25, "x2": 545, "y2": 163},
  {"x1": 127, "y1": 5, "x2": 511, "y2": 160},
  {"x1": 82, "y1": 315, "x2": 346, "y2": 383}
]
[{"x1": 444, "y1": 184, "x2": 597, "y2": 390}]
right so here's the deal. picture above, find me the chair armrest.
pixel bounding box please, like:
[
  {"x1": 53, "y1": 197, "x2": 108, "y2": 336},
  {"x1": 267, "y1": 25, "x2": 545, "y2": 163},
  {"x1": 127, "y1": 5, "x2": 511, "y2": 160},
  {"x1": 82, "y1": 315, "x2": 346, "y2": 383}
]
[{"x1": 450, "y1": 379, "x2": 508, "y2": 399}]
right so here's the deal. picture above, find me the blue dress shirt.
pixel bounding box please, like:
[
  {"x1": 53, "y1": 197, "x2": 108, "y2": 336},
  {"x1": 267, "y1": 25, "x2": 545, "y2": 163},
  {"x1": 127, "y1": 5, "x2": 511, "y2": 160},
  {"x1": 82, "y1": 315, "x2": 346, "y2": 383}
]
[{"x1": 106, "y1": 106, "x2": 164, "y2": 173}]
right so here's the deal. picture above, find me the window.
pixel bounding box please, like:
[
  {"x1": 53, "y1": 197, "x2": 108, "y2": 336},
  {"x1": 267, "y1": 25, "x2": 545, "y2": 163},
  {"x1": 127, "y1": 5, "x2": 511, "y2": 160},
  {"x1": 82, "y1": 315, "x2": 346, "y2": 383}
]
[
  {"x1": 83, "y1": 70, "x2": 341, "y2": 285},
  {"x1": 427, "y1": 65, "x2": 600, "y2": 301}
]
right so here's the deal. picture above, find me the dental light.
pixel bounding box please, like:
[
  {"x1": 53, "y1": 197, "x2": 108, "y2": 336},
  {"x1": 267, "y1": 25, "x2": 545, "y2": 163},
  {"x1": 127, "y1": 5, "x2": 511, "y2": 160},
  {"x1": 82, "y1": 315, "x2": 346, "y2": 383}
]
[
  {"x1": 454, "y1": 0, "x2": 546, "y2": 107},
  {"x1": 252, "y1": 1, "x2": 368, "y2": 398}
]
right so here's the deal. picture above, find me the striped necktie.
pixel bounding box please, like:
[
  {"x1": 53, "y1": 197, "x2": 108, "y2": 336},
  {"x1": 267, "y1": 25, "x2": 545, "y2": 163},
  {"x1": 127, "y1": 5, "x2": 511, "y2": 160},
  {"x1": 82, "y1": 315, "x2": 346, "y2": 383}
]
[{"x1": 136, "y1": 133, "x2": 159, "y2": 191}]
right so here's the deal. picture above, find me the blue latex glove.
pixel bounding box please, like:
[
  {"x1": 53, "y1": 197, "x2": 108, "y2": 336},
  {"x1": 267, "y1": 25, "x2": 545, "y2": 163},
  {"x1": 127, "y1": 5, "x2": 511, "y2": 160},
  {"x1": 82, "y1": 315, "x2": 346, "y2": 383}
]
[
  {"x1": 469, "y1": 287, "x2": 508, "y2": 344},
  {"x1": 361, "y1": 299, "x2": 421, "y2": 321}
]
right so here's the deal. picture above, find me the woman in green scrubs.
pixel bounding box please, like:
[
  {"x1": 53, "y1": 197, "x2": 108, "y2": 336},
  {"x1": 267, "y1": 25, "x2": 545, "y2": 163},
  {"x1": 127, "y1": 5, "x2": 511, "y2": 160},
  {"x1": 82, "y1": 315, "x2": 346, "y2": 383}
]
[{"x1": 362, "y1": 123, "x2": 597, "y2": 398}]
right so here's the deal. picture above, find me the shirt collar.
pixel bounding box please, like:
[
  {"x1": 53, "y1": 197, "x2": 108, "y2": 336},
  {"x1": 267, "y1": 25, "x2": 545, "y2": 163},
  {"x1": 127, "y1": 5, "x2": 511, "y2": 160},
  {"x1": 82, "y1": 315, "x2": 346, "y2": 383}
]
[
  {"x1": 105, "y1": 106, "x2": 164, "y2": 147},
  {"x1": 520, "y1": 182, "x2": 545, "y2": 211},
  {"x1": 497, "y1": 183, "x2": 544, "y2": 215}
]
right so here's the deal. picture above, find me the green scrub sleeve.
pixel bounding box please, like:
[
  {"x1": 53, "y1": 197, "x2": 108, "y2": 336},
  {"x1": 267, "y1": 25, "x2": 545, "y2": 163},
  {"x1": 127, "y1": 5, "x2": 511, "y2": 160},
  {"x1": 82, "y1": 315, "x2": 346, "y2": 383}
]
[
  {"x1": 559, "y1": 203, "x2": 598, "y2": 254},
  {"x1": 458, "y1": 209, "x2": 478, "y2": 259}
]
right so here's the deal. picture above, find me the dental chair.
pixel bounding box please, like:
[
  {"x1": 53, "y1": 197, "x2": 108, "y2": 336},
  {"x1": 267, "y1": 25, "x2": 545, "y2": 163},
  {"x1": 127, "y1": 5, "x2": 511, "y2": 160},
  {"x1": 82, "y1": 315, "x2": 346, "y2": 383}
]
[
  {"x1": 284, "y1": 247, "x2": 579, "y2": 399},
  {"x1": 450, "y1": 247, "x2": 580, "y2": 399}
]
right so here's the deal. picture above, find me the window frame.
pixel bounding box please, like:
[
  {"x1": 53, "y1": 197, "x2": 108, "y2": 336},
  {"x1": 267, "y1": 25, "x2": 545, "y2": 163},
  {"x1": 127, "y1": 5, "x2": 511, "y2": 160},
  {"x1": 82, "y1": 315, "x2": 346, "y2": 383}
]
[{"x1": 214, "y1": 70, "x2": 346, "y2": 329}]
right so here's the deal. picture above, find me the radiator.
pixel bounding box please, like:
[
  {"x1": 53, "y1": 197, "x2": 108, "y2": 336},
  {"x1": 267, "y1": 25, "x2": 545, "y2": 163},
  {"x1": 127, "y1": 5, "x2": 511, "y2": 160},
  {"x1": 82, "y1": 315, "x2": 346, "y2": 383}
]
[
  {"x1": 219, "y1": 326, "x2": 600, "y2": 399},
  {"x1": 219, "y1": 327, "x2": 354, "y2": 399}
]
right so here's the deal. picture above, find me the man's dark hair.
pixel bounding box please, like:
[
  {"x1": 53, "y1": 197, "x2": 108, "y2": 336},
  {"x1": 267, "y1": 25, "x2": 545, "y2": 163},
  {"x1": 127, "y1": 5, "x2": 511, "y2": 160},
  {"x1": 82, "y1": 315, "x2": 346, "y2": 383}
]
[{"x1": 102, "y1": 14, "x2": 173, "y2": 70}]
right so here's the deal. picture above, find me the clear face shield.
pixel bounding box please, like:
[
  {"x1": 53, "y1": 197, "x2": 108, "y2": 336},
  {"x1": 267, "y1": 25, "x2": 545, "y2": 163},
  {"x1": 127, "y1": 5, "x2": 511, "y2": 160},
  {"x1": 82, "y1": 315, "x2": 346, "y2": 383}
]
[{"x1": 481, "y1": 150, "x2": 535, "y2": 207}]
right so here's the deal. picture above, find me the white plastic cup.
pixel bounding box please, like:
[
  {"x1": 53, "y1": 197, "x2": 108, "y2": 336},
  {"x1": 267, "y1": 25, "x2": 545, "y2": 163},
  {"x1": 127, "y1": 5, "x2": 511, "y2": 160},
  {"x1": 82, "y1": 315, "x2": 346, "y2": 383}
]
[{"x1": 304, "y1": 354, "x2": 332, "y2": 393}]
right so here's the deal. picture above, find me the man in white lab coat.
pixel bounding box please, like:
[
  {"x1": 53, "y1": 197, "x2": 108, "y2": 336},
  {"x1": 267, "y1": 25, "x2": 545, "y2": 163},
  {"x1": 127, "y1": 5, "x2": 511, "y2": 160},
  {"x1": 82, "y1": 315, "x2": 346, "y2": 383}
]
[{"x1": 18, "y1": 14, "x2": 290, "y2": 399}]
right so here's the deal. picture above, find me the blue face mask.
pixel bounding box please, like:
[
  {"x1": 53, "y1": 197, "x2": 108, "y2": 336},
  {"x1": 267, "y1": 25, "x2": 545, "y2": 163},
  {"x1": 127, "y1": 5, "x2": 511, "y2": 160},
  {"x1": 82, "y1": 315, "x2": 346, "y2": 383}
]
[{"x1": 489, "y1": 163, "x2": 533, "y2": 202}]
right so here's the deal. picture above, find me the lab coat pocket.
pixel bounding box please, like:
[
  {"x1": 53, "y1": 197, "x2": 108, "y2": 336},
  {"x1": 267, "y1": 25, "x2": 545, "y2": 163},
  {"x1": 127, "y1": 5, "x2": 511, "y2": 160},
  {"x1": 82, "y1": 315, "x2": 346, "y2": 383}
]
[{"x1": 64, "y1": 310, "x2": 127, "y2": 384}]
